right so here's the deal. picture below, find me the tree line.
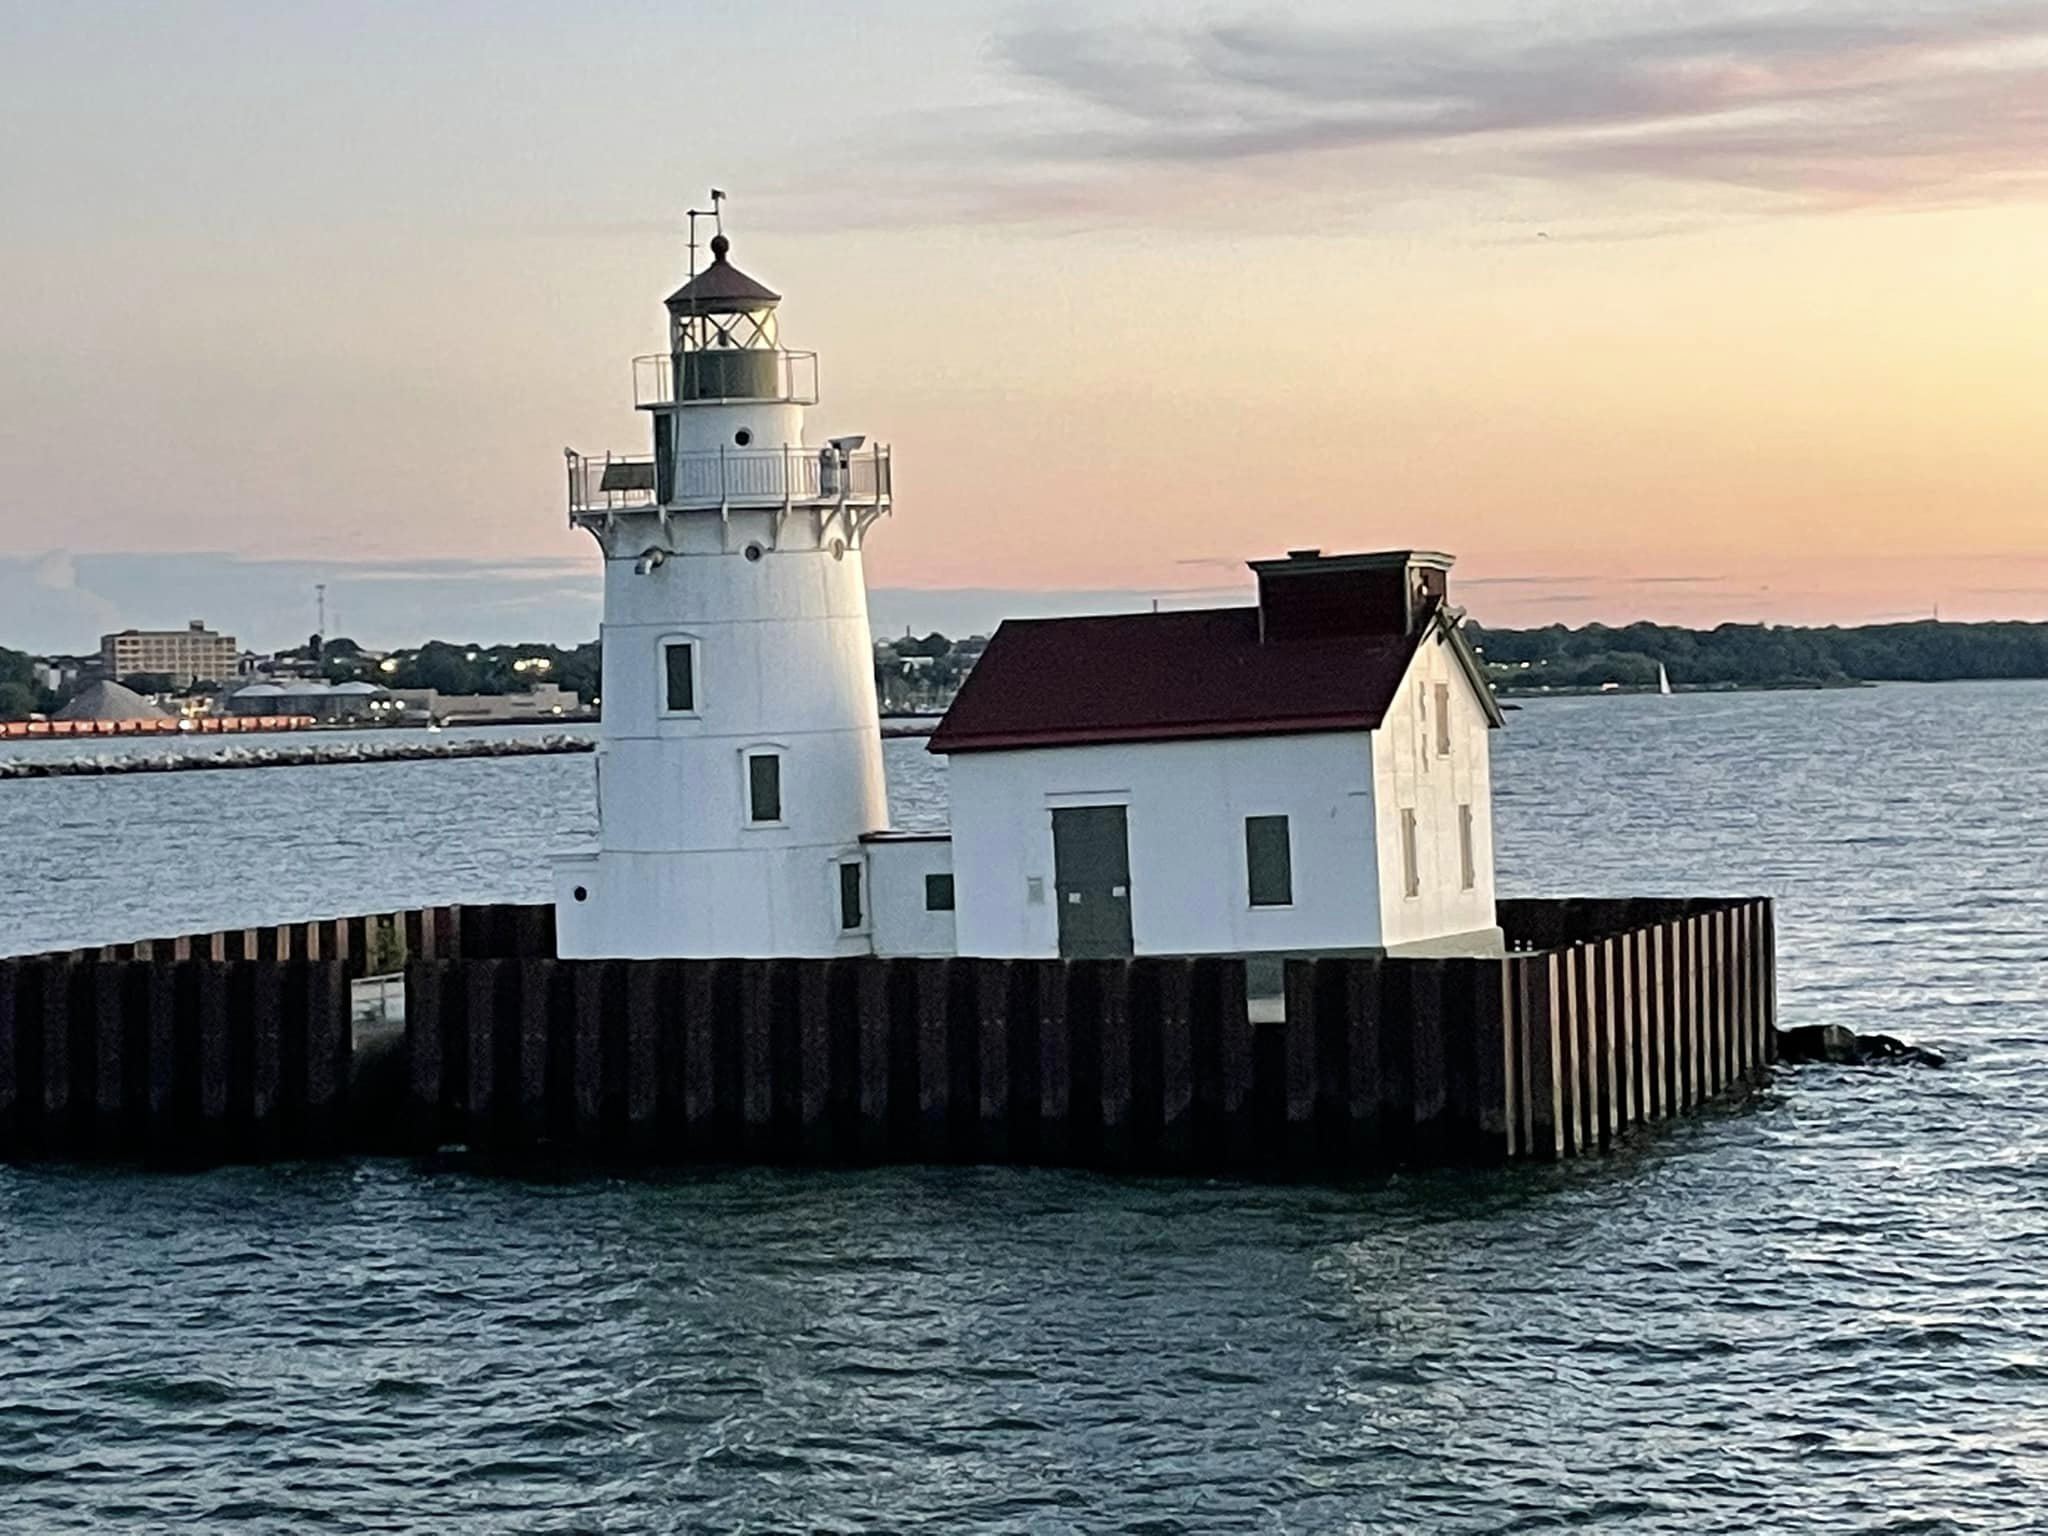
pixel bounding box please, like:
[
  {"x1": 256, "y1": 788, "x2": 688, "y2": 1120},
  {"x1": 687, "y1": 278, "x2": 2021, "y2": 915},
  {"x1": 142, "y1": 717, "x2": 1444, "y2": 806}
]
[
  {"x1": 1469, "y1": 619, "x2": 2048, "y2": 691},
  {"x1": 0, "y1": 649, "x2": 43, "y2": 720},
  {"x1": 9, "y1": 618, "x2": 2048, "y2": 722}
]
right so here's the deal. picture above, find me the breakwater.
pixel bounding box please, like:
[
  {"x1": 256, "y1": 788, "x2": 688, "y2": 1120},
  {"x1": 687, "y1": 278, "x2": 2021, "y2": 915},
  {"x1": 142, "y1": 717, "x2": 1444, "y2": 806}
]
[
  {"x1": 0, "y1": 734, "x2": 595, "y2": 780},
  {"x1": 0, "y1": 897, "x2": 1774, "y2": 1170}
]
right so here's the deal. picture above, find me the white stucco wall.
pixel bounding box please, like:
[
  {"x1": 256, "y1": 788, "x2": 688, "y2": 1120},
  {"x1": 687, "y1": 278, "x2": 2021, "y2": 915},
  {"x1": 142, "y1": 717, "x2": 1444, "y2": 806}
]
[
  {"x1": 554, "y1": 528, "x2": 891, "y2": 958},
  {"x1": 865, "y1": 836, "x2": 958, "y2": 957},
  {"x1": 1372, "y1": 631, "x2": 1500, "y2": 954},
  {"x1": 946, "y1": 732, "x2": 1385, "y2": 959},
  {"x1": 555, "y1": 842, "x2": 872, "y2": 958}
]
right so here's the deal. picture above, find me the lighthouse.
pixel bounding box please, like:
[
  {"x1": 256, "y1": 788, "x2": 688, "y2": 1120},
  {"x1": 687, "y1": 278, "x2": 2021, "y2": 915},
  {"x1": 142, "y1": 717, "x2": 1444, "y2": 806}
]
[{"x1": 554, "y1": 219, "x2": 895, "y2": 958}]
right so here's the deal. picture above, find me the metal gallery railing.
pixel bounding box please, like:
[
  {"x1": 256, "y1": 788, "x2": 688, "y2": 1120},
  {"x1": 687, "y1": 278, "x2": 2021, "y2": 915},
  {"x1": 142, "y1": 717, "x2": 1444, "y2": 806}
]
[{"x1": 566, "y1": 444, "x2": 891, "y2": 517}]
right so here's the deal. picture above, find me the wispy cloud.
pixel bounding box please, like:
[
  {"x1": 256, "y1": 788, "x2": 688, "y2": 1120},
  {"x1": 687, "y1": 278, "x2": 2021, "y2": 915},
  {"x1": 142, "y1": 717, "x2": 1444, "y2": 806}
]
[
  {"x1": 1463, "y1": 572, "x2": 1726, "y2": 588},
  {"x1": 889, "y1": 5, "x2": 2048, "y2": 226}
]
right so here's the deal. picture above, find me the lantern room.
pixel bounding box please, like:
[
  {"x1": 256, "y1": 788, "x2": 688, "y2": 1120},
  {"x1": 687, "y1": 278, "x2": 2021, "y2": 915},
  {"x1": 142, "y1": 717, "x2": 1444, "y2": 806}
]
[{"x1": 654, "y1": 233, "x2": 810, "y2": 405}]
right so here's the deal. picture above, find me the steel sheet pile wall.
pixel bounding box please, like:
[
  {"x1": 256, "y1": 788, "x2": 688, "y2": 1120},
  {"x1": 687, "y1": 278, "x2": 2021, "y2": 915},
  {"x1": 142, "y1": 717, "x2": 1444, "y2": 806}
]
[
  {"x1": 406, "y1": 957, "x2": 1260, "y2": 1169},
  {"x1": 0, "y1": 898, "x2": 1773, "y2": 1170},
  {"x1": 404, "y1": 955, "x2": 1515, "y2": 1168},
  {"x1": 0, "y1": 959, "x2": 350, "y2": 1160},
  {"x1": 1494, "y1": 897, "x2": 1777, "y2": 1158},
  {"x1": 402, "y1": 896, "x2": 1775, "y2": 1170},
  {"x1": 18, "y1": 903, "x2": 553, "y2": 971},
  {"x1": 0, "y1": 903, "x2": 551, "y2": 1162}
]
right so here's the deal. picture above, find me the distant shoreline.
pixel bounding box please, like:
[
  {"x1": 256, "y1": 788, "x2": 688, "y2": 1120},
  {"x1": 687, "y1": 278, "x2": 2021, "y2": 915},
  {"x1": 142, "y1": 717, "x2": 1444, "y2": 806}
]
[
  {"x1": 1496, "y1": 678, "x2": 1878, "y2": 699},
  {"x1": 1470, "y1": 616, "x2": 2048, "y2": 697}
]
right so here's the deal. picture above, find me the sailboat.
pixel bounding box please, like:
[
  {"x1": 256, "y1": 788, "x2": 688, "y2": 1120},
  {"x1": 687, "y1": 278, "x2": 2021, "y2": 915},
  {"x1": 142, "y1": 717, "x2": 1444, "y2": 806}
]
[{"x1": 1657, "y1": 663, "x2": 1673, "y2": 696}]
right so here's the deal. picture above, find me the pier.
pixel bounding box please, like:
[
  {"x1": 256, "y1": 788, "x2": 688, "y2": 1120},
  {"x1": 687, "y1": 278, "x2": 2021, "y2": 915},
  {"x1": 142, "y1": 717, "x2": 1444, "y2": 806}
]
[
  {"x1": 0, "y1": 734, "x2": 595, "y2": 780},
  {"x1": 0, "y1": 896, "x2": 1774, "y2": 1170}
]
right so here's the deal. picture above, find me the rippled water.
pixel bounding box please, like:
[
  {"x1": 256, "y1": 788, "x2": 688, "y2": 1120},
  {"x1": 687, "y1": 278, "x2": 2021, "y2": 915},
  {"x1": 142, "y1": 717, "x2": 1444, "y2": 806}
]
[{"x1": 3, "y1": 685, "x2": 2046, "y2": 1531}]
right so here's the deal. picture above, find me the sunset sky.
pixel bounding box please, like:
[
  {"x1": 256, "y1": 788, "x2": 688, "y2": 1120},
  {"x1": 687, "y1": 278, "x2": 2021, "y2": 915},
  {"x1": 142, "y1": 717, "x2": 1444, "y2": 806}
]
[{"x1": 2, "y1": 0, "x2": 2046, "y2": 650}]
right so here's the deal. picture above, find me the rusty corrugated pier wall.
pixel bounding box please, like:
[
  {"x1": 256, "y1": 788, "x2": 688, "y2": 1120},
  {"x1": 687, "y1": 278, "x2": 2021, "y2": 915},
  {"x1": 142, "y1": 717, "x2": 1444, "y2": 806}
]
[{"x1": 0, "y1": 898, "x2": 1773, "y2": 1170}]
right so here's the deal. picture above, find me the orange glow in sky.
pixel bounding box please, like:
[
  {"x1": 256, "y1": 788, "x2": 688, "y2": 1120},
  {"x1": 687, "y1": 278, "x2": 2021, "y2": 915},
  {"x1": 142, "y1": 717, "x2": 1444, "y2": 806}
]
[{"x1": 1, "y1": 2, "x2": 2045, "y2": 639}]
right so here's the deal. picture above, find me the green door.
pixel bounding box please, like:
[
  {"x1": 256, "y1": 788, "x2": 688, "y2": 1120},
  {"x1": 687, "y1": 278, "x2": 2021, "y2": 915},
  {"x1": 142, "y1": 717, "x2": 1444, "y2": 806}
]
[{"x1": 1052, "y1": 805, "x2": 1134, "y2": 959}]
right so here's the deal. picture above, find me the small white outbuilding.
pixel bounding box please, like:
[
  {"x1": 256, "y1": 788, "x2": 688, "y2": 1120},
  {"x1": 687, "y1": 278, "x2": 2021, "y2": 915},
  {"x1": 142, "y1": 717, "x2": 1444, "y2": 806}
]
[{"x1": 926, "y1": 549, "x2": 1506, "y2": 963}]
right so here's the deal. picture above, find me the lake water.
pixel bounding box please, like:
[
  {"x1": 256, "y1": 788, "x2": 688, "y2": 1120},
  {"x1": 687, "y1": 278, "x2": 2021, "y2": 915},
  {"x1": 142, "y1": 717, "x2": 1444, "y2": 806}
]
[{"x1": 2, "y1": 685, "x2": 2046, "y2": 1531}]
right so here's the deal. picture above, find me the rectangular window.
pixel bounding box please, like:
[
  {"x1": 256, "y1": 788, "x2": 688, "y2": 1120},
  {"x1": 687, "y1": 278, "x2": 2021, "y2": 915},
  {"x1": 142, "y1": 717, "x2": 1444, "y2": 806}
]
[
  {"x1": 1401, "y1": 808, "x2": 1421, "y2": 898},
  {"x1": 924, "y1": 872, "x2": 955, "y2": 912},
  {"x1": 1244, "y1": 815, "x2": 1293, "y2": 907},
  {"x1": 663, "y1": 642, "x2": 695, "y2": 712},
  {"x1": 1434, "y1": 682, "x2": 1452, "y2": 756},
  {"x1": 839, "y1": 861, "x2": 864, "y2": 930},
  {"x1": 747, "y1": 753, "x2": 781, "y2": 823},
  {"x1": 1459, "y1": 804, "x2": 1477, "y2": 891}
]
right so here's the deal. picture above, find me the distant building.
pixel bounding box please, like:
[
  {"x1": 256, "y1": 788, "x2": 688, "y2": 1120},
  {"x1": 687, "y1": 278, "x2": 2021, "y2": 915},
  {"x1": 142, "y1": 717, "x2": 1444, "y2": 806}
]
[
  {"x1": 32, "y1": 656, "x2": 89, "y2": 695},
  {"x1": 386, "y1": 682, "x2": 582, "y2": 723},
  {"x1": 99, "y1": 621, "x2": 238, "y2": 686},
  {"x1": 227, "y1": 680, "x2": 397, "y2": 723}
]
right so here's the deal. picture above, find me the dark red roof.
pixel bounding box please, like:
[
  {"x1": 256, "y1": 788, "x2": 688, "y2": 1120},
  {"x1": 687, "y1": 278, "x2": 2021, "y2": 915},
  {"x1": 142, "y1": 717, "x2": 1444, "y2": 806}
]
[
  {"x1": 665, "y1": 242, "x2": 781, "y2": 313},
  {"x1": 928, "y1": 605, "x2": 1443, "y2": 755}
]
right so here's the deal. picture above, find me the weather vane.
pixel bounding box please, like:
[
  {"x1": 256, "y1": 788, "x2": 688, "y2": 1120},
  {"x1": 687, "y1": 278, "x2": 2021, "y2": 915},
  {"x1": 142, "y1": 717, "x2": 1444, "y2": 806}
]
[{"x1": 685, "y1": 188, "x2": 726, "y2": 281}]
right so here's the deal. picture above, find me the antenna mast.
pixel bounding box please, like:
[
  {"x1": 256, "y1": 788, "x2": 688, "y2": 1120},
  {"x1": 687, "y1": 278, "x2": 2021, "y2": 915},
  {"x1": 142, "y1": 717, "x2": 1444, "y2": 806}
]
[{"x1": 684, "y1": 188, "x2": 727, "y2": 283}]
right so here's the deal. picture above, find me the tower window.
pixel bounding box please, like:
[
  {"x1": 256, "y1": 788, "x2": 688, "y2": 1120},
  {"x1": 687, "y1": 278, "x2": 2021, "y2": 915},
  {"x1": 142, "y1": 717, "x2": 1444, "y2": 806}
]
[
  {"x1": 748, "y1": 752, "x2": 782, "y2": 823},
  {"x1": 839, "y1": 861, "x2": 864, "y2": 931},
  {"x1": 663, "y1": 642, "x2": 695, "y2": 713},
  {"x1": 1401, "y1": 809, "x2": 1421, "y2": 899},
  {"x1": 1435, "y1": 682, "x2": 1452, "y2": 756},
  {"x1": 1244, "y1": 815, "x2": 1293, "y2": 907},
  {"x1": 734, "y1": 427, "x2": 753, "y2": 447},
  {"x1": 1459, "y1": 804, "x2": 1477, "y2": 891},
  {"x1": 924, "y1": 873, "x2": 955, "y2": 912}
]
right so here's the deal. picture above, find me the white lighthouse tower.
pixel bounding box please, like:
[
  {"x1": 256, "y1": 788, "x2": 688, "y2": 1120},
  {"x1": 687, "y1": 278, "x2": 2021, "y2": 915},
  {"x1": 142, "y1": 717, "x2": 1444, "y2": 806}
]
[{"x1": 554, "y1": 214, "x2": 895, "y2": 957}]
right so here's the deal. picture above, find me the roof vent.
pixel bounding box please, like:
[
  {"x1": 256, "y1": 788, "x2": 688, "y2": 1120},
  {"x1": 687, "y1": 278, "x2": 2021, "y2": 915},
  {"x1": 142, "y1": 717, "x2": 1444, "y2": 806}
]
[{"x1": 1286, "y1": 548, "x2": 1321, "y2": 561}]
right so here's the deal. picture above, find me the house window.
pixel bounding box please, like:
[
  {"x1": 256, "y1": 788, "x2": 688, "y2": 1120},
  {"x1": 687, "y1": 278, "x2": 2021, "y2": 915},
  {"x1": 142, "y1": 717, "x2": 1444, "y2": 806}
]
[
  {"x1": 663, "y1": 641, "x2": 695, "y2": 712},
  {"x1": 1434, "y1": 682, "x2": 1452, "y2": 756},
  {"x1": 1401, "y1": 808, "x2": 1421, "y2": 898},
  {"x1": 924, "y1": 872, "x2": 955, "y2": 912},
  {"x1": 1244, "y1": 815, "x2": 1293, "y2": 907},
  {"x1": 747, "y1": 752, "x2": 782, "y2": 823},
  {"x1": 1459, "y1": 804, "x2": 1477, "y2": 891},
  {"x1": 839, "y1": 861, "x2": 865, "y2": 930}
]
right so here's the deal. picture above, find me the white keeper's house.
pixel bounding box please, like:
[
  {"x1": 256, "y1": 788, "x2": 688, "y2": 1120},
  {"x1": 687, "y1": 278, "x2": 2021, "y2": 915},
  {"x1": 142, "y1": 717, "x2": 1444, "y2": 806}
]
[{"x1": 554, "y1": 223, "x2": 1505, "y2": 965}]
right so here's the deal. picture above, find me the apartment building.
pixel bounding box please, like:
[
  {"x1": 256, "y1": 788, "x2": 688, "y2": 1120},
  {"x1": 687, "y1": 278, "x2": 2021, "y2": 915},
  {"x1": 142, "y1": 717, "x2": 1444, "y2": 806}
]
[{"x1": 99, "y1": 620, "x2": 239, "y2": 686}]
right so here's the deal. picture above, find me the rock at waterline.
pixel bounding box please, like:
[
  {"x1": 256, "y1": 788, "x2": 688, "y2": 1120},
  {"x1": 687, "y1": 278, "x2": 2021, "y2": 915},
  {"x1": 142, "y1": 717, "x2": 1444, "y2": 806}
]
[{"x1": 1777, "y1": 1023, "x2": 1945, "y2": 1068}]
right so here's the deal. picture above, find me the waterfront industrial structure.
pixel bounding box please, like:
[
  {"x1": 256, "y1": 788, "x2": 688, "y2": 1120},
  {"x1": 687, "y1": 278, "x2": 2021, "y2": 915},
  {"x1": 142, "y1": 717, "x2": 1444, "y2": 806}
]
[{"x1": 221, "y1": 679, "x2": 584, "y2": 725}]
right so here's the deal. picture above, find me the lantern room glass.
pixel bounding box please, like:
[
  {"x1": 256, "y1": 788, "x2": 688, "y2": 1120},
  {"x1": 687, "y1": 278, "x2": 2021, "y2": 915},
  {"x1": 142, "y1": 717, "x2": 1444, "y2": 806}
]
[{"x1": 671, "y1": 306, "x2": 779, "y2": 355}]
